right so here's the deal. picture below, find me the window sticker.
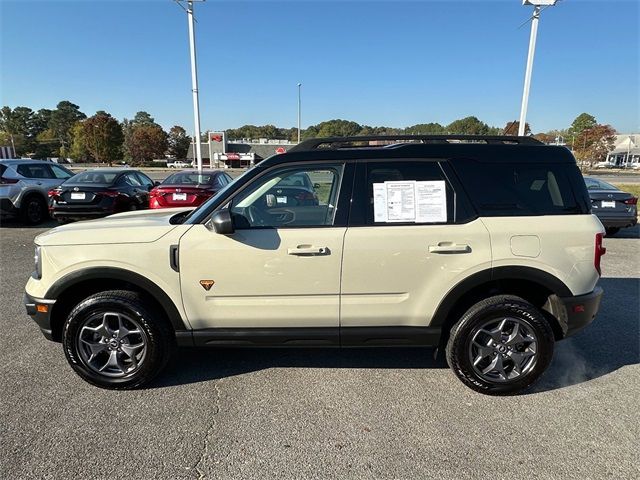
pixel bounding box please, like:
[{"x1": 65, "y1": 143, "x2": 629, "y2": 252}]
[{"x1": 373, "y1": 180, "x2": 447, "y2": 223}]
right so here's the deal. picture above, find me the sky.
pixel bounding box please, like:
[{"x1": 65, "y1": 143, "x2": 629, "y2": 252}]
[{"x1": 1, "y1": 0, "x2": 638, "y2": 134}]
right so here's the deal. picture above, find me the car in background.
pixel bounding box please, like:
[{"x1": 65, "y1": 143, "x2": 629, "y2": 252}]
[
  {"x1": 167, "y1": 160, "x2": 192, "y2": 169},
  {"x1": 48, "y1": 169, "x2": 157, "y2": 223},
  {"x1": 0, "y1": 159, "x2": 74, "y2": 224},
  {"x1": 594, "y1": 161, "x2": 615, "y2": 169},
  {"x1": 585, "y1": 176, "x2": 638, "y2": 236},
  {"x1": 263, "y1": 172, "x2": 320, "y2": 208},
  {"x1": 149, "y1": 170, "x2": 233, "y2": 209}
]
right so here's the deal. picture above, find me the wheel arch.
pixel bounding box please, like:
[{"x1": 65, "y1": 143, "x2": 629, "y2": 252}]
[
  {"x1": 431, "y1": 266, "x2": 572, "y2": 345},
  {"x1": 47, "y1": 267, "x2": 187, "y2": 342}
]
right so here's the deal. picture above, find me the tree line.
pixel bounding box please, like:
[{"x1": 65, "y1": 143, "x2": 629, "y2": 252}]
[
  {"x1": 0, "y1": 102, "x2": 191, "y2": 166},
  {"x1": 0, "y1": 101, "x2": 617, "y2": 165}
]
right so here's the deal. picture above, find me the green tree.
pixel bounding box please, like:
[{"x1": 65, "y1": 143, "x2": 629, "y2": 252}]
[
  {"x1": 446, "y1": 116, "x2": 490, "y2": 135},
  {"x1": 167, "y1": 125, "x2": 191, "y2": 159},
  {"x1": 126, "y1": 124, "x2": 168, "y2": 165},
  {"x1": 132, "y1": 111, "x2": 158, "y2": 127},
  {"x1": 83, "y1": 112, "x2": 124, "y2": 165},
  {"x1": 49, "y1": 101, "x2": 86, "y2": 153},
  {"x1": 69, "y1": 121, "x2": 91, "y2": 162},
  {"x1": 568, "y1": 113, "x2": 597, "y2": 141},
  {"x1": 405, "y1": 123, "x2": 446, "y2": 135},
  {"x1": 315, "y1": 119, "x2": 362, "y2": 138}
]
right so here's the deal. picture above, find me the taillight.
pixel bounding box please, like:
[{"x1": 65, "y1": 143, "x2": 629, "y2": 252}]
[
  {"x1": 149, "y1": 189, "x2": 161, "y2": 198},
  {"x1": 0, "y1": 176, "x2": 19, "y2": 184},
  {"x1": 48, "y1": 188, "x2": 61, "y2": 198},
  {"x1": 295, "y1": 191, "x2": 317, "y2": 203},
  {"x1": 623, "y1": 197, "x2": 638, "y2": 205},
  {"x1": 98, "y1": 190, "x2": 121, "y2": 198},
  {"x1": 594, "y1": 233, "x2": 606, "y2": 276}
]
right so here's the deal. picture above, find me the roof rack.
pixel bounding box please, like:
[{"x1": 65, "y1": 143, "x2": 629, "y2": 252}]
[{"x1": 288, "y1": 134, "x2": 543, "y2": 152}]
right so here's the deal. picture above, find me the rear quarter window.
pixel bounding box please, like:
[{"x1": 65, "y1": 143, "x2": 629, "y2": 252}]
[{"x1": 453, "y1": 160, "x2": 585, "y2": 216}]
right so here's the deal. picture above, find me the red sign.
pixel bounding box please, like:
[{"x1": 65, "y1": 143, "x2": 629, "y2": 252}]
[
  {"x1": 225, "y1": 153, "x2": 240, "y2": 160},
  {"x1": 210, "y1": 134, "x2": 223, "y2": 142},
  {"x1": 275, "y1": 147, "x2": 286, "y2": 154}
]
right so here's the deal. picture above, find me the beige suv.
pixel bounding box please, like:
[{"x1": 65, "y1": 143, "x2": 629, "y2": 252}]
[{"x1": 24, "y1": 135, "x2": 605, "y2": 395}]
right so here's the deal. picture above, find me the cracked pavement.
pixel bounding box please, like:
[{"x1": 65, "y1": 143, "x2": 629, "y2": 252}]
[{"x1": 1, "y1": 221, "x2": 638, "y2": 479}]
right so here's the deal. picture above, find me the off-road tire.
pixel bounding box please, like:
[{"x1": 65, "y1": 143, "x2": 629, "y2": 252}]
[
  {"x1": 62, "y1": 290, "x2": 174, "y2": 389},
  {"x1": 446, "y1": 295, "x2": 555, "y2": 396}
]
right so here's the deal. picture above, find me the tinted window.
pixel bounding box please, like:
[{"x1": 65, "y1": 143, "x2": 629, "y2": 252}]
[
  {"x1": 124, "y1": 173, "x2": 143, "y2": 186},
  {"x1": 363, "y1": 161, "x2": 454, "y2": 225},
  {"x1": 17, "y1": 164, "x2": 53, "y2": 179},
  {"x1": 584, "y1": 178, "x2": 618, "y2": 191},
  {"x1": 71, "y1": 171, "x2": 119, "y2": 184},
  {"x1": 135, "y1": 172, "x2": 154, "y2": 187},
  {"x1": 454, "y1": 161, "x2": 580, "y2": 216},
  {"x1": 230, "y1": 165, "x2": 344, "y2": 228}
]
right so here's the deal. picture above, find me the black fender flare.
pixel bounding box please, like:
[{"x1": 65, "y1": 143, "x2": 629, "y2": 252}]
[
  {"x1": 430, "y1": 266, "x2": 572, "y2": 328},
  {"x1": 46, "y1": 267, "x2": 187, "y2": 331}
]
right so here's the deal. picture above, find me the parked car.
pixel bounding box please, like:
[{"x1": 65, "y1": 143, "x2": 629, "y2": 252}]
[
  {"x1": 0, "y1": 159, "x2": 74, "y2": 224},
  {"x1": 594, "y1": 161, "x2": 615, "y2": 169},
  {"x1": 627, "y1": 162, "x2": 640, "y2": 170},
  {"x1": 584, "y1": 176, "x2": 638, "y2": 236},
  {"x1": 48, "y1": 169, "x2": 157, "y2": 222},
  {"x1": 149, "y1": 170, "x2": 233, "y2": 209},
  {"x1": 25, "y1": 134, "x2": 605, "y2": 395},
  {"x1": 167, "y1": 160, "x2": 192, "y2": 169}
]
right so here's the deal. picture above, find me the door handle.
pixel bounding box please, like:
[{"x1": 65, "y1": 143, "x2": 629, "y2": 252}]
[
  {"x1": 287, "y1": 245, "x2": 328, "y2": 256},
  {"x1": 428, "y1": 243, "x2": 471, "y2": 254}
]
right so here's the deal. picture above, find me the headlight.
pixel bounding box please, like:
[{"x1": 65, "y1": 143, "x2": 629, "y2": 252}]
[{"x1": 34, "y1": 246, "x2": 42, "y2": 280}]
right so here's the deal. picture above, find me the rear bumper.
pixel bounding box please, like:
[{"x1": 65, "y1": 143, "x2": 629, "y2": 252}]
[
  {"x1": 550, "y1": 287, "x2": 604, "y2": 339},
  {"x1": 24, "y1": 291, "x2": 56, "y2": 341},
  {"x1": 593, "y1": 212, "x2": 638, "y2": 229}
]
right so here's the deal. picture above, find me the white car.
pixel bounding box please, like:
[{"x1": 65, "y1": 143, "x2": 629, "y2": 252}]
[
  {"x1": 594, "y1": 161, "x2": 615, "y2": 169},
  {"x1": 167, "y1": 160, "x2": 192, "y2": 169}
]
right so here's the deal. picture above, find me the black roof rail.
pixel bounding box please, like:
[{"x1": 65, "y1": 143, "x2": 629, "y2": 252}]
[{"x1": 288, "y1": 134, "x2": 543, "y2": 152}]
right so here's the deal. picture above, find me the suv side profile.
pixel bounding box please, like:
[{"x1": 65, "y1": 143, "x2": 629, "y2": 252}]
[
  {"x1": 24, "y1": 135, "x2": 605, "y2": 395},
  {"x1": 1, "y1": 159, "x2": 74, "y2": 224}
]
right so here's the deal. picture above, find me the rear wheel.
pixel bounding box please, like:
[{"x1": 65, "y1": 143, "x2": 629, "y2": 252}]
[
  {"x1": 20, "y1": 195, "x2": 48, "y2": 225},
  {"x1": 446, "y1": 295, "x2": 555, "y2": 395},
  {"x1": 62, "y1": 290, "x2": 174, "y2": 389},
  {"x1": 605, "y1": 227, "x2": 619, "y2": 237}
]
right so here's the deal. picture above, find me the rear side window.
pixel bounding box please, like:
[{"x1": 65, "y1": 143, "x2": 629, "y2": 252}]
[
  {"x1": 454, "y1": 160, "x2": 582, "y2": 216},
  {"x1": 17, "y1": 164, "x2": 53, "y2": 179}
]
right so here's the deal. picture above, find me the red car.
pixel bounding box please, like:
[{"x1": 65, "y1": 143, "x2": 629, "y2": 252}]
[{"x1": 149, "y1": 170, "x2": 233, "y2": 209}]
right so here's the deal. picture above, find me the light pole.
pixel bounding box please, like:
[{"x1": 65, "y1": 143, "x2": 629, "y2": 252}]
[
  {"x1": 297, "y1": 83, "x2": 302, "y2": 143},
  {"x1": 518, "y1": 1, "x2": 558, "y2": 136},
  {"x1": 176, "y1": 0, "x2": 205, "y2": 172}
]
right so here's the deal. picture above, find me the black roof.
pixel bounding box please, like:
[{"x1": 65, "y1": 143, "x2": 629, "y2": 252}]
[{"x1": 260, "y1": 135, "x2": 575, "y2": 168}]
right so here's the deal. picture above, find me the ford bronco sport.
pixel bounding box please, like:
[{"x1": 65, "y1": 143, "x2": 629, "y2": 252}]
[{"x1": 24, "y1": 135, "x2": 605, "y2": 395}]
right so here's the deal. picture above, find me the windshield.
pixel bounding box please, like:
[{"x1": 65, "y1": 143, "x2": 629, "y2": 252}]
[
  {"x1": 182, "y1": 168, "x2": 254, "y2": 223},
  {"x1": 584, "y1": 178, "x2": 618, "y2": 191},
  {"x1": 67, "y1": 171, "x2": 119, "y2": 184},
  {"x1": 162, "y1": 172, "x2": 215, "y2": 185}
]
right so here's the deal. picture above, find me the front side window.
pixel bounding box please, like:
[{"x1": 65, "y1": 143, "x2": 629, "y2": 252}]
[
  {"x1": 229, "y1": 164, "x2": 344, "y2": 228},
  {"x1": 49, "y1": 164, "x2": 73, "y2": 179}
]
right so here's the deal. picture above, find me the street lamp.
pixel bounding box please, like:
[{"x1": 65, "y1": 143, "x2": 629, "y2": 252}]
[
  {"x1": 518, "y1": 0, "x2": 558, "y2": 136},
  {"x1": 175, "y1": 0, "x2": 205, "y2": 172},
  {"x1": 297, "y1": 83, "x2": 302, "y2": 144}
]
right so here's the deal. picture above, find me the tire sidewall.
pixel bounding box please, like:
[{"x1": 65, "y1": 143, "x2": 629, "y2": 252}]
[
  {"x1": 21, "y1": 195, "x2": 47, "y2": 225},
  {"x1": 63, "y1": 296, "x2": 166, "y2": 389},
  {"x1": 447, "y1": 299, "x2": 554, "y2": 395}
]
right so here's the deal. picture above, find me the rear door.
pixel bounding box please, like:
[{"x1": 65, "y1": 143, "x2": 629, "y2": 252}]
[{"x1": 340, "y1": 160, "x2": 491, "y2": 342}]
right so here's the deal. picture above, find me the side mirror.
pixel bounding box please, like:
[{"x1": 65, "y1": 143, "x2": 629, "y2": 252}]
[
  {"x1": 154, "y1": 181, "x2": 161, "y2": 186},
  {"x1": 313, "y1": 183, "x2": 321, "y2": 189},
  {"x1": 209, "y1": 209, "x2": 234, "y2": 235}
]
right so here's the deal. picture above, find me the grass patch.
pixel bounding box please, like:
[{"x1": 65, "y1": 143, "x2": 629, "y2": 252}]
[{"x1": 613, "y1": 184, "x2": 640, "y2": 198}]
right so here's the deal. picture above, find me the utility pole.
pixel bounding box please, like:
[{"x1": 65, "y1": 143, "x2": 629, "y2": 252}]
[
  {"x1": 518, "y1": 1, "x2": 558, "y2": 136},
  {"x1": 297, "y1": 83, "x2": 302, "y2": 143}
]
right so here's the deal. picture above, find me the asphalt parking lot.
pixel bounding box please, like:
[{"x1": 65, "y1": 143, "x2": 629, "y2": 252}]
[{"x1": 0, "y1": 221, "x2": 638, "y2": 479}]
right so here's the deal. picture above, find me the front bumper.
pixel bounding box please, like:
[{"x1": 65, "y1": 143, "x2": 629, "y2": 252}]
[
  {"x1": 549, "y1": 287, "x2": 604, "y2": 339},
  {"x1": 24, "y1": 291, "x2": 56, "y2": 341}
]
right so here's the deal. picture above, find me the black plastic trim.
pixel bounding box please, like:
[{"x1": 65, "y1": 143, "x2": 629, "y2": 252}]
[
  {"x1": 46, "y1": 267, "x2": 187, "y2": 331},
  {"x1": 24, "y1": 292, "x2": 55, "y2": 341}
]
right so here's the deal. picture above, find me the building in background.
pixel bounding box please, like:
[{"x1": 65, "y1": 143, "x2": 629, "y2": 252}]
[
  {"x1": 187, "y1": 132, "x2": 296, "y2": 168},
  {"x1": 606, "y1": 134, "x2": 640, "y2": 167}
]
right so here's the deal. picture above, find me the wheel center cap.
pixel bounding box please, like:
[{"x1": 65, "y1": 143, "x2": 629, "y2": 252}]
[
  {"x1": 109, "y1": 339, "x2": 119, "y2": 349},
  {"x1": 498, "y1": 345, "x2": 507, "y2": 353}
]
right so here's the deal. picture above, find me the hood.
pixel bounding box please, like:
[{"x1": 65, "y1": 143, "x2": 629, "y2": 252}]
[{"x1": 36, "y1": 208, "x2": 194, "y2": 246}]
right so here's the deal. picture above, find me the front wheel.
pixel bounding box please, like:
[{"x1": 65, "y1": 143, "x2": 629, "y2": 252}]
[
  {"x1": 446, "y1": 295, "x2": 555, "y2": 395},
  {"x1": 62, "y1": 290, "x2": 174, "y2": 389}
]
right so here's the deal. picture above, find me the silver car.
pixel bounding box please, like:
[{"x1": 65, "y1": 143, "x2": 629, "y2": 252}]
[{"x1": 0, "y1": 159, "x2": 74, "y2": 224}]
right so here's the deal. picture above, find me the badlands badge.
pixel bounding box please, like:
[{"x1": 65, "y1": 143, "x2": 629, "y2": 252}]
[{"x1": 199, "y1": 280, "x2": 215, "y2": 291}]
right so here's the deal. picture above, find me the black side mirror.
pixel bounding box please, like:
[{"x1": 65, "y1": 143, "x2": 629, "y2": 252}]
[
  {"x1": 154, "y1": 181, "x2": 161, "y2": 186},
  {"x1": 209, "y1": 209, "x2": 234, "y2": 235},
  {"x1": 313, "y1": 183, "x2": 321, "y2": 189}
]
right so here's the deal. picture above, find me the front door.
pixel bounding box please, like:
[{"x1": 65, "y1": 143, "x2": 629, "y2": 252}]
[{"x1": 178, "y1": 163, "x2": 351, "y2": 334}]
